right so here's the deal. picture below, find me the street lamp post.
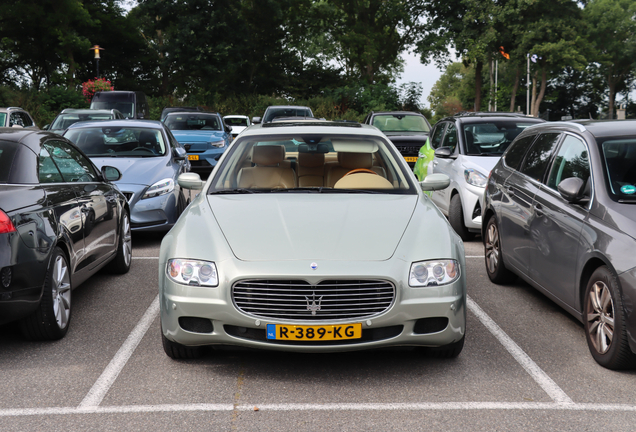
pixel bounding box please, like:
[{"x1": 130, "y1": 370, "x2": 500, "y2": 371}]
[{"x1": 89, "y1": 45, "x2": 104, "y2": 78}]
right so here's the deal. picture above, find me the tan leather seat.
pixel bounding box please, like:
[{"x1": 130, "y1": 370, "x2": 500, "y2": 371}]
[
  {"x1": 297, "y1": 152, "x2": 325, "y2": 187},
  {"x1": 237, "y1": 145, "x2": 296, "y2": 189},
  {"x1": 325, "y1": 152, "x2": 386, "y2": 187}
]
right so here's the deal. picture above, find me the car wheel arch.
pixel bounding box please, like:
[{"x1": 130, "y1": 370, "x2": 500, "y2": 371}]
[{"x1": 578, "y1": 256, "x2": 620, "y2": 314}]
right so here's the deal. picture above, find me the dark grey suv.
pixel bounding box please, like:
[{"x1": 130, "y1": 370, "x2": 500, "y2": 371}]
[{"x1": 482, "y1": 120, "x2": 636, "y2": 369}]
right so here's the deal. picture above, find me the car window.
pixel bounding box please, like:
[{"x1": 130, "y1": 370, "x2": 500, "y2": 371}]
[
  {"x1": 44, "y1": 140, "x2": 98, "y2": 183},
  {"x1": 0, "y1": 113, "x2": 6, "y2": 127},
  {"x1": 91, "y1": 101, "x2": 134, "y2": 118},
  {"x1": 165, "y1": 114, "x2": 222, "y2": 131},
  {"x1": 225, "y1": 117, "x2": 248, "y2": 127},
  {"x1": 38, "y1": 147, "x2": 64, "y2": 183},
  {"x1": 519, "y1": 133, "x2": 561, "y2": 182},
  {"x1": 263, "y1": 108, "x2": 312, "y2": 123},
  {"x1": 503, "y1": 135, "x2": 536, "y2": 170},
  {"x1": 9, "y1": 112, "x2": 24, "y2": 127},
  {"x1": 371, "y1": 115, "x2": 430, "y2": 133},
  {"x1": 429, "y1": 123, "x2": 447, "y2": 149},
  {"x1": 600, "y1": 137, "x2": 636, "y2": 199},
  {"x1": 546, "y1": 135, "x2": 590, "y2": 191},
  {"x1": 441, "y1": 124, "x2": 457, "y2": 152},
  {"x1": 51, "y1": 113, "x2": 115, "y2": 130},
  {"x1": 65, "y1": 127, "x2": 167, "y2": 157},
  {"x1": 463, "y1": 121, "x2": 539, "y2": 155},
  {"x1": 19, "y1": 112, "x2": 33, "y2": 127}
]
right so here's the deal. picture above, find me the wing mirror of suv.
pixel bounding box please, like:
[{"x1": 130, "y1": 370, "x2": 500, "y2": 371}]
[
  {"x1": 172, "y1": 147, "x2": 187, "y2": 160},
  {"x1": 252, "y1": 116, "x2": 262, "y2": 124},
  {"x1": 101, "y1": 165, "x2": 122, "y2": 182},
  {"x1": 178, "y1": 172, "x2": 205, "y2": 190},
  {"x1": 558, "y1": 177, "x2": 589, "y2": 203},
  {"x1": 420, "y1": 173, "x2": 451, "y2": 191},
  {"x1": 434, "y1": 147, "x2": 454, "y2": 159}
]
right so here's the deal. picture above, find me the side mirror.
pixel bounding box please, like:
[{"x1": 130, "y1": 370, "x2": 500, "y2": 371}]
[
  {"x1": 178, "y1": 172, "x2": 205, "y2": 190},
  {"x1": 434, "y1": 147, "x2": 453, "y2": 159},
  {"x1": 43, "y1": 124, "x2": 50, "y2": 130},
  {"x1": 420, "y1": 173, "x2": 450, "y2": 191},
  {"x1": 252, "y1": 116, "x2": 262, "y2": 124},
  {"x1": 137, "y1": 112, "x2": 145, "y2": 119},
  {"x1": 226, "y1": 125, "x2": 233, "y2": 132},
  {"x1": 172, "y1": 147, "x2": 187, "y2": 160},
  {"x1": 557, "y1": 177, "x2": 586, "y2": 203},
  {"x1": 101, "y1": 165, "x2": 122, "y2": 182}
]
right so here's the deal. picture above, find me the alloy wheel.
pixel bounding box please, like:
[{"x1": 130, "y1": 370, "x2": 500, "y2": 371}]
[
  {"x1": 122, "y1": 214, "x2": 132, "y2": 267},
  {"x1": 51, "y1": 255, "x2": 71, "y2": 329},
  {"x1": 485, "y1": 222, "x2": 500, "y2": 274},
  {"x1": 587, "y1": 281, "x2": 615, "y2": 354}
]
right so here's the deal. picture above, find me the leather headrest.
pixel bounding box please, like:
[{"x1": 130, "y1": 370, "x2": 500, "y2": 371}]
[
  {"x1": 338, "y1": 152, "x2": 373, "y2": 169},
  {"x1": 253, "y1": 145, "x2": 285, "y2": 166},
  {"x1": 298, "y1": 152, "x2": 324, "y2": 167}
]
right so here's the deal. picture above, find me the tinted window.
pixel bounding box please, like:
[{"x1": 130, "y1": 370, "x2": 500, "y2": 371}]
[
  {"x1": 429, "y1": 123, "x2": 446, "y2": 149},
  {"x1": 441, "y1": 124, "x2": 457, "y2": 152},
  {"x1": 504, "y1": 135, "x2": 536, "y2": 170},
  {"x1": 9, "y1": 112, "x2": 24, "y2": 127},
  {"x1": 38, "y1": 147, "x2": 64, "y2": 183},
  {"x1": 546, "y1": 135, "x2": 590, "y2": 190},
  {"x1": 263, "y1": 108, "x2": 312, "y2": 123},
  {"x1": 519, "y1": 133, "x2": 561, "y2": 182},
  {"x1": 0, "y1": 142, "x2": 19, "y2": 183},
  {"x1": 462, "y1": 121, "x2": 539, "y2": 155},
  {"x1": 600, "y1": 137, "x2": 636, "y2": 199},
  {"x1": 44, "y1": 140, "x2": 98, "y2": 182}
]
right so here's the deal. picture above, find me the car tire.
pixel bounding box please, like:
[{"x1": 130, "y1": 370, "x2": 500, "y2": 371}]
[
  {"x1": 584, "y1": 266, "x2": 636, "y2": 370},
  {"x1": 20, "y1": 247, "x2": 72, "y2": 341},
  {"x1": 161, "y1": 328, "x2": 202, "y2": 359},
  {"x1": 449, "y1": 194, "x2": 475, "y2": 241},
  {"x1": 424, "y1": 335, "x2": 465, "y2": 359},
  {"x1": 484, "y1": 215, "x2": 516, "y2": 284},
  {"x1": 177, "y1": 190, "x2": 187, "y2": 218},
  {"x1": 107, "y1": 210, "x2": 132, "y2": 274}
]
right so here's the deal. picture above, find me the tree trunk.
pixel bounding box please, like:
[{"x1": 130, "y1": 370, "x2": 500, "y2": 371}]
[
  {"x1": 474, "y1": 61, "x2": 483, "y2": 112},
  {"x1": 531, "y1": 68, "x2": 547, "y2": 117},
  {"x1": 488, "y1": 59, "x2": 494, "y2": 111},
  {"x1": 509, "y1": 67, "x2": 520, "y2": 112},
  {"x1": 66, "y1": 48, "x2": 75, "y2": 88},
  {"x1": 608, "y1": 68, "x2": 616, "y2": 120}
]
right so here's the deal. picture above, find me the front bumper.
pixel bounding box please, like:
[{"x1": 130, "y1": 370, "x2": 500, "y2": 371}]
[
  {"x1": 160, "y1": 261, "x2": 466, "y2": 353},
  {"x1": 460, "y1": 184, "x2": 486, "y2": 230},
  {"x1": 186, "y1": 148, "x2": 226, "y2": 173},
  {"x1": 116, "y1": 183, "x2": 179, "y2": 232}
]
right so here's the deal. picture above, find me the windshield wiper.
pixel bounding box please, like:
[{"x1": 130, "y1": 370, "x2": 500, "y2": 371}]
[
  {"x1": 208, "y1": 188, "x2": 256, "y2": 195},
  {"x1": 268, "y1": 187, "x2": 325, "y2": 193},
  {"x1": 320, "y1": 188, "x2": 383, "y2": 194}
]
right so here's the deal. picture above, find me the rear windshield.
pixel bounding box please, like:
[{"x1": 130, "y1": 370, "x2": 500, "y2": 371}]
[
  {"x1": 225, "y1": 117, "x2": 248, "y2": 127},
  {"x1": 0, "y1": 142, "x2": 18, "y2": 183},
  {"x1": 164, "y1": 114, "x2": 222, "y2": 131},
  {"x1": 463, "y1": 121, "x2": 540, "y2": 155},
  {"x1": 263, "y1": 108, "x2": 313, "y2": 123},
  {"x1": 600, "y1": 137, "x2": 636, "y2": 202},
  {"x1": 65, "y1": 127, "x2": 167, "y2": 157},
  {"x1": 51, "y1": 113, "x2": 115, "y2": 130}
]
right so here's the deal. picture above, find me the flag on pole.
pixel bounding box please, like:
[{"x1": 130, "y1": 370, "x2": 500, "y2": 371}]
[{"x1": 499, "y1": 46, "x2": 510, "y2": 59}]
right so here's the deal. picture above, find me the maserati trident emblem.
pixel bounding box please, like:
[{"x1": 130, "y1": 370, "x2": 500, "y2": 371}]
[
  {"x1": 305, "y1": 292, "x2": 323, "y2": 316},
  {"x1": 310, "y1": 262, "x2": 318, "y2": 270}
]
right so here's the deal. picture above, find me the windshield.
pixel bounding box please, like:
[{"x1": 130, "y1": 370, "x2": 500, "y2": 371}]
[
  {"x1": 208, "y1": 132, "x2": 417, "y2": 194},
  {"x1": 225, "y1": 117, "x2": 248, "y2": 127},
  {"x1": 51, "y1": 113, "x2": 114, "y2": 130},
  {"x1": 64, "y1": 127, "x2": 167, "y2": 157},
  {"x1": 462, "y1": 121, "x2": 539, "y2": 155},
  {"x1": 263, "y1": 108, "x2": 313, "y2": 123},
  {"x1": 372, "y1": 114, "x2": 430, "y2": 133},
  {"x1": 91, "y1": 102, "x2": 133, "y2": 118},
  {"x1": 601, "y1": 138, "x2": 636, "y2": 201},
  {"x1": 164, "y1": 114, "x2": 222, "y2": 131}
]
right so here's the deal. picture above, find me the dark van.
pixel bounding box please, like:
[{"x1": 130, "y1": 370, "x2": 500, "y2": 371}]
[{"x1": 90, "y1": 91, "x2": 150, "y2": 119}]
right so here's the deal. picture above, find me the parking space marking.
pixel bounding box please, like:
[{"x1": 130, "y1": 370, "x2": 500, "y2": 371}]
[
  {"x1": 132, "y1": 257, "x2": 160, "y2": 259},
  {"x1": 78, "y1": 295, "x2": 160, "y2": 409},
  {"x1": 467, "y1": 296, "x2": 573, "y2": 405}
]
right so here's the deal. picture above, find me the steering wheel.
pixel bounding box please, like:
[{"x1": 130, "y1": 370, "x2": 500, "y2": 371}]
[
  {"x1": 343, "y1": 168, "x2": 378, "y2": 177},
  {"x1": 132, "y1": 147, "x2": 155, "y2": 153}
]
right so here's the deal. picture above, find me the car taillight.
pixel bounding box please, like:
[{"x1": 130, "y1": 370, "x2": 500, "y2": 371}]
[{"x1": 0, "y1": 210, "x2": 16, "y2": 234}]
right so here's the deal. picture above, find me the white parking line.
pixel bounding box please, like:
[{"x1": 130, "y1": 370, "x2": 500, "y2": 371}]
[
  {"x1": 467, "y1": 296, "x2": 573, "y2": 405},
  {"x1": 132, "y1": 256, "x2": 160, "y2": 259},
  {"x1": 78, "y1": 295, "x2": 160, "y2": 409}
]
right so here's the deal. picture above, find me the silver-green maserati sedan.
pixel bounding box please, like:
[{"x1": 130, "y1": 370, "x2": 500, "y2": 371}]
[{"x1": 158, "y1": 120, "x2": 466, "y2": 359}]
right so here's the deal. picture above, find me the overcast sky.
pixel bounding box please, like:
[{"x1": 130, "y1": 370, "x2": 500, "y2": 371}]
[{"x1": 395, "y1": 51, "x2": 443, "y2": 109}]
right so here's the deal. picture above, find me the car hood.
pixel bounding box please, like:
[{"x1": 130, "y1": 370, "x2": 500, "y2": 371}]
[
  {"x1": 461, "y1": 155, "x2": 501, "y2": 175},
  {"x1": 209, "y1": 194, "x2": 418, "y2": 261},
  {"x1": 171, "y1": 130, "x2": 225, "y2": 142},
  {"x1": 91, "y1": 156, "x2": 169, "y2": 186}
]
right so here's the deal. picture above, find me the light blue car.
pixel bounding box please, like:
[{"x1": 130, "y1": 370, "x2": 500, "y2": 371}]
[{"x1": 162, "y1": 111, "x2": 232, "y2": 174}]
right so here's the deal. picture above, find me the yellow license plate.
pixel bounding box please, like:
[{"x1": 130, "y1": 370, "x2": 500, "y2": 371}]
[
  {"x1": 404, "y1": 156, "x2": 418, "y2": 162},
  {"x1": 188, "y1": 155, "x2": 199, "y2": 161},
  {"x1": 266, "y1": 323, "x2": 362, "y2": 341}
]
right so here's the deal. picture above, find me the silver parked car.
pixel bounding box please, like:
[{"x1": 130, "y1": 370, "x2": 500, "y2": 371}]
[{"x1": 159, "y1": 120, "x2": 466, "y2": 359}]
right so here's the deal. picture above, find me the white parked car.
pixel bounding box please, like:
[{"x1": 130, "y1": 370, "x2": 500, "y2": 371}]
[{"x1": 223, "y1": 115, "x2": 251, "y2": 140}]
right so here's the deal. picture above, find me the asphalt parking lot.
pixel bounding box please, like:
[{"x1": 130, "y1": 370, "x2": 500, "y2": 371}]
[{"x1": 2, "y1": 234, "x2": 636, "y2": 431}]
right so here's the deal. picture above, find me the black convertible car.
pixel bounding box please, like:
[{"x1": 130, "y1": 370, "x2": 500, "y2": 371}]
[{"x1": 0, "y1": 128, "x2": 131, "y2": 340}]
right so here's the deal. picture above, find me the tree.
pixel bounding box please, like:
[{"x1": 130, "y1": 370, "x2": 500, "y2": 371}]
[{"x1": 584, "y1": 0, "x2": 636, "y2": 119}]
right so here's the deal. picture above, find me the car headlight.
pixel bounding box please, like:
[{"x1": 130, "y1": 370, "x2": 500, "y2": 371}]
[
  {"x1": 142, "y1": 178, "x2": 174, "y2": 199},
  {"x1": 167, "y1": 259, "x2": 218, "y2": 287},
  {"x1": 210, "y1": 140, "x2": 225, "y2": 148},
  {"x1": 464, "y1": 169, "x2": 487, "y2": 187},
  {"x1": 409, "y1": 260, "x2": 460, "y2": 287}
]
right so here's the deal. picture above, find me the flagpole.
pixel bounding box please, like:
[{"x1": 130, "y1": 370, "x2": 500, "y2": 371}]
[
  {"x1": 495, "y1": 60, "x2": 498, "y2": 112},
  {"x1": 527, "y1": 54, "x2": 530, "y2": 116}
]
